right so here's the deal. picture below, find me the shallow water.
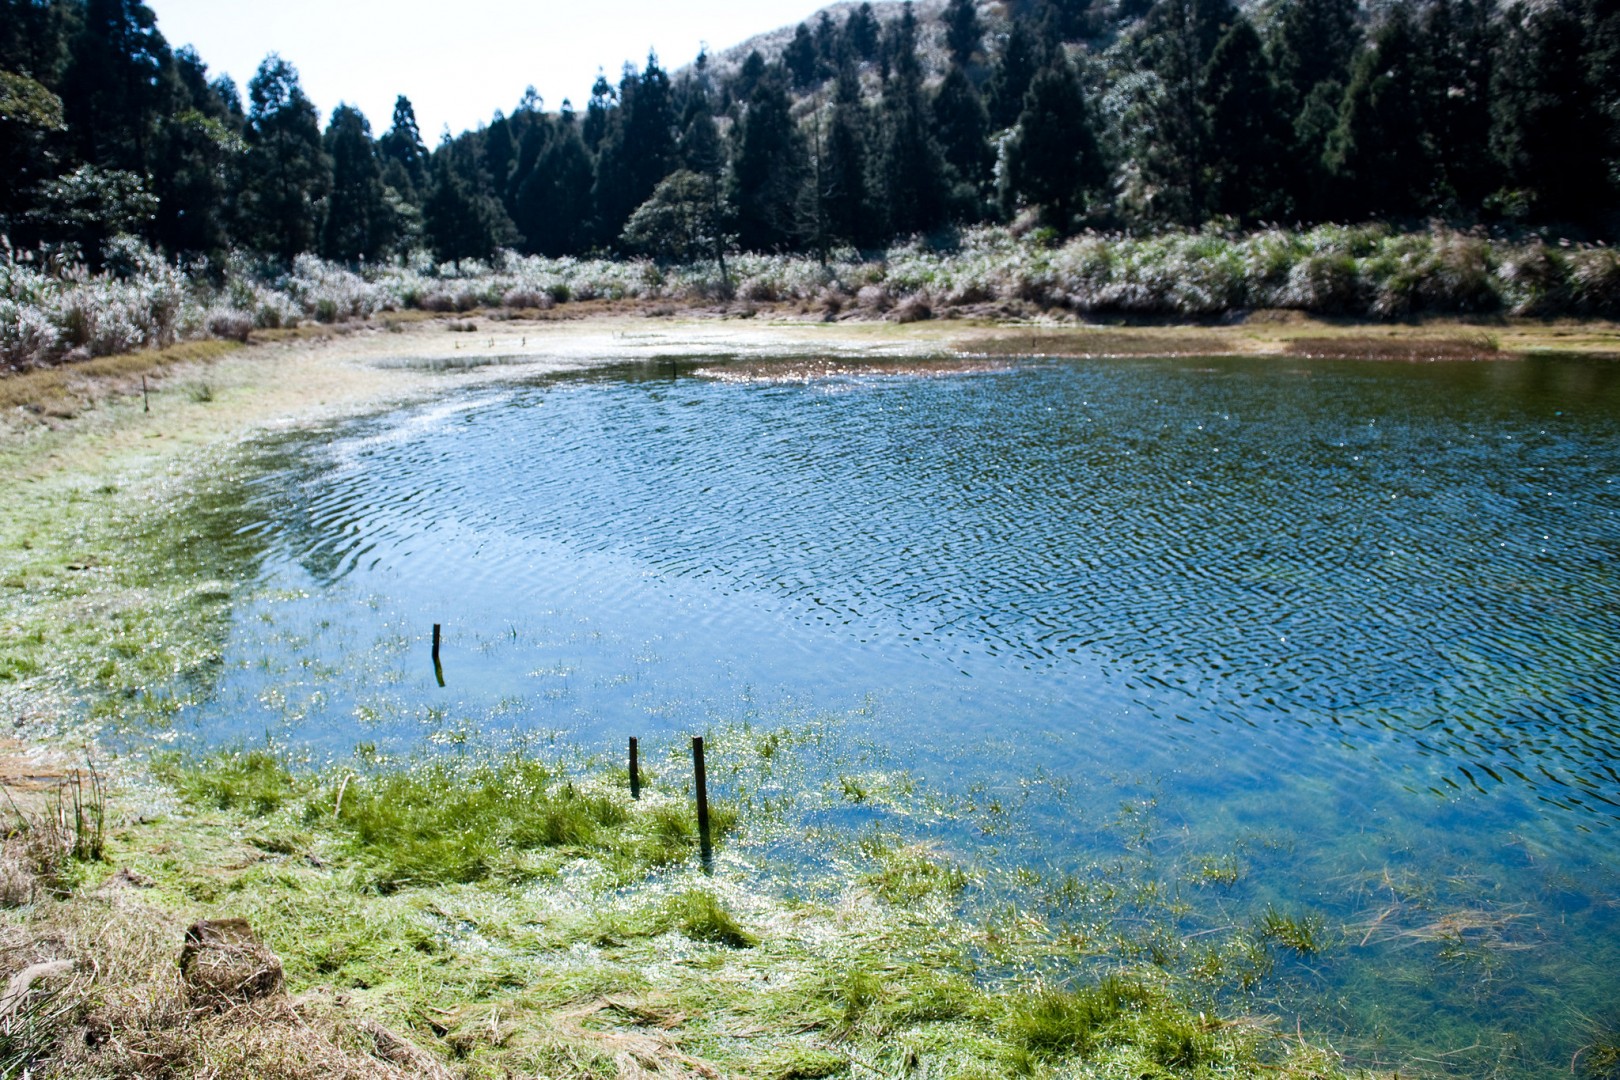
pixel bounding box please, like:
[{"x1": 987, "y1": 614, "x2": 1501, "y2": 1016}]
[{"x1": 181, "y1": 352, "x2": 1619, "y2": 1076}]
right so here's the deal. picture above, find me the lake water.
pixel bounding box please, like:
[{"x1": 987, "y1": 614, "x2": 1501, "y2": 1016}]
[{"x1": 181, "y1": 351, "x2": 1620, "y2": 1077}]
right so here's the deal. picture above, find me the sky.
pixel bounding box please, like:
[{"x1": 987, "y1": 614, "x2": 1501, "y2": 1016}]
[{"x1": 143, "y1": 1, "x2": 834, "y2": 140}]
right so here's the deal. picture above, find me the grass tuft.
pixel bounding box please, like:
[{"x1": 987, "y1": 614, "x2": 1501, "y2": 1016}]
[
  {"x1": 1259, "y1": 905, "x2": 1327, "y2": 955},
  {"x1": 660, "y1": 889, "x2": 757, "y2": 948}
]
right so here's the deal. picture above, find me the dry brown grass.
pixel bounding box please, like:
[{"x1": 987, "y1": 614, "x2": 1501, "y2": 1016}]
[
  {"x1": 1283, "y1": 333, "x2": 1506, "y2": 362},
  {"x1": 956, "y1": 328, "x2": 1233, "y2": 358},
  {"x1": 0, "y1": 870, "x2": 452, "y2": 1078},
  {"x1": 0, "y1": 339, "x2": 243, "y2": 412}
]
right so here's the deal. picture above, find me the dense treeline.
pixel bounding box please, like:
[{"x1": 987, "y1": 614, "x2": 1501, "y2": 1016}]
[{"x1": 1, "y1": 0, "x2": 1617, "y2": 277}]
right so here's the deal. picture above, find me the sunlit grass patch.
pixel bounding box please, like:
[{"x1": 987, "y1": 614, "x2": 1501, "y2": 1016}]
[
  {"x1": 1258, "y1": 905, "x2": 1328, "y2": 956},
  {"x1": 154, "y1": 747, "x2": 295, "y2": 816}
]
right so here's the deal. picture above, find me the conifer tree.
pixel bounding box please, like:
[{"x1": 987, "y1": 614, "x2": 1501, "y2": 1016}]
[
  {"x1": 582, "y1": 71, "x2": 615, "y2": 153},
  {"x1": 987, "y1": 18, "x2": 1042, "y2": 128},
  {"x1": 1491, "y1": 0, "x2": 1609, "y2": 222},
  {"x1": 1001, "y1": 54, "x2": 1104, "y2": 229},
  {"x1": 784, "y1": 23, "x2": 819, "y2": 89},
  {"x1": 378, "y1": 95, "x2": 429, "y2": 200},
  {"x1": 1203, "y1": 17, "x2": 1288, "y2": 220},
  {"x1": 1325, "y1": 3, "x2": 1433, "y2": 218},
  {"x1": 423, "y1": 140, "x2": 511, "y2": 266},
  {"x1": 321, "y1": 104, "x2": 393, "y2": 263},
  {"x1": 845, "y1": 3, "x2": 882, "y2": 62},
  {"x1": 515, "y1": 105, "x2": 594, "y2": 255},
  {"x1": 241, "y1": 54, "x2": 330, "y2": 261},
  {"x1": 945, "y1": 0, "x2": 985, "y2": 69},
  {"x1": 877, "y1": 2, "x2": 945, "y2": 236},
  {"x1": 933, "y1": 67, "x2": 993, "y2": 217},
  {"x1": 593, "y1": 53, "x2": 678, "y2": 249},
  {"x1": 824, "y1": 61, "x2": 878, "y2": 247},
  {"x1": 62, "y1": 0, "x2": 173, "y2": 177},
  {"x1": 152, "y1": 46, "x2": 242, "y2": 264},
  {"x1": 730, "y1": 68, "x2": 806, "y2": 250}
]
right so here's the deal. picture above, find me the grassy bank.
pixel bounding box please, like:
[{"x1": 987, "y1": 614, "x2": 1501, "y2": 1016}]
[
  {"x1": 6, "y1": 225, "x2": 1620, "y2": 376},
  {"x1": 7, "y1": 318, "x2": 1610, "y2": 1077}
]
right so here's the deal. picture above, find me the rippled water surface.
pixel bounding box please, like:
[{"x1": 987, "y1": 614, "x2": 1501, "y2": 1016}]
[{"x1": 188, "y1": 352, "x2": 1620, "y2": 1076}]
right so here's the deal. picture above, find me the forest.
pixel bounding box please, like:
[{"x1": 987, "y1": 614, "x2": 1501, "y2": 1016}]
[{"x1": 1, "y1": 0, "x2": 1618, "y2": 368}]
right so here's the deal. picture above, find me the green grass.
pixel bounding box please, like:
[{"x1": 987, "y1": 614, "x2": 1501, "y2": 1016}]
[{"x1": 1259, "y1": 905, "x2": 1328, "y2": 956}]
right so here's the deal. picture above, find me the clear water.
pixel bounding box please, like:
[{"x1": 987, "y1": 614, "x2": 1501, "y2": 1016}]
[{"x1": 181, "y1": 353, "x2": 1620, "y2": 1076}]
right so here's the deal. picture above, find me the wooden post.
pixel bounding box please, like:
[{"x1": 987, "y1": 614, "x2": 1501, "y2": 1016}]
[
  {"x1": 431, "y1": 623, "x2": 444, "y2": 687},
  {"x1": 142, "y1": 376, "x2": 149, "y2": 412},
  {"x1": 692, "y1": 736, "x2": 713, "y2": 871},
  {"x1": 629, "y1": 737, "x2": 641, "y2": 800}
]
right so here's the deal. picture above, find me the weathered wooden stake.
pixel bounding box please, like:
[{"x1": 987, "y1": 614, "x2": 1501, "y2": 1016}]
[
  {"x1": 431, "y1": 623, "x2": 445, "y2": 687},
  {"x1": 432, "y1": 623, "x2": 441, "y2": 657},
  {"x1": 692, "y1": 736, "x2": 713, "y2": 871},
  {"x1": 629, "y1": 737, "x2": 641, "y2": 799},
  {"x1": 142, "y1": 375, "x2": 149, "y2": 412}
]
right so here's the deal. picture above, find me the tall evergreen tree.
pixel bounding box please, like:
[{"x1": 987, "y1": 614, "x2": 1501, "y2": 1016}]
[
  {"x1": 1491, "y1": 0, "x2": 1609, "y2": 223},
  {"x1": 61, "y1": 0, "x2": 172, "y2": 177},
  {"x1": 823, "y1": 60, "x2": 878, "y2": 247},
  {"x1": 1001, "y1": 54, "x2": 1105, "y2": 229},
  {"x1": 151, "y1": 46, "x2": 241, "y2": 264},
  {"x1": 321, "y1": 104, "x2": 393, "y2": 263},
  {"x1": 378, "y1": 95, "x2": 429, "y2": 199},
  {"x1": 515, "y1": 105, "x2": 594, "y2": 255},
  {"x1": 593, "y1": 53, "x2": 678, "y2": 249},
  {"x1": 241, "y1": 55, "x2": 330, "y2": 261},
  {"x1": 730, "y1": 68, "x2": 806, "y2": 250},
  {"x1": 945, "y1": 0, "x2": 985, "y2": 69},
  {"x1": 1127, "y1": 0, "x2": 1235, "y2": 222},
  {"x1": 784, "y1": 23, "x2": 819, "y2": 89},
  {"x1": 988, "y1": 18, "x2": 1042, "y2": 128},
  {"x1": 845, "y1": 3, "x2": 882, "y2": 62},
  {"x1": 423, "y1": 140, "x2": 512, "y2": 266},
  {"x1": 1203, "y1": 17, "x2": 1289, "y2": 220},
  {"x1": 933, "y1": 67, "x2": 993, "y2": 217},
  {"x1": 1416, "y1": 0, "x2": 1495, "y2": 213},
  {"x1": 877, "y1": 2, "x2": 946, "y2": 236},
  {"x1": 1265, "y1": 0, "x2": 1361, "y2": 214},
  {"x1": 1325, "y1": 3, "x2": 1434, "y2": 218},
  {"x1": 581, "y1": 71, "x2": 615, "y2": 152}
]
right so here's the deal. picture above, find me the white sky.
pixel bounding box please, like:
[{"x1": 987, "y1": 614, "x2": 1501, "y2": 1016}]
[{"x1": 144, "y1": 1, "x2": 834, "y2": 140}]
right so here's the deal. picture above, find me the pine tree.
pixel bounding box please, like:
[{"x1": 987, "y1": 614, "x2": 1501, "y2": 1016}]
[
  {"x1": 1203, "y1": 17, "x2": 1289, "y2": 220},
  {"x1": 845, "y1": 3, "x2": 882, "y2": 62},
  {"x1": 241, "y1": 55, "x2": 330, "y2": 262},
  {"x1": 515, "y1": 107, "x2": 594, "y2": 256},
  {"x1": 824, "y1": 61, "x2": 878, "y2": 247},
  {"x1": 730, "y1": 68, "x2": 806, "y2": 251},
  {"x1": 1416, "y1": 0, "x2": 1495, "y2": 213},
  {"x1": 582, "y1": 71, "x2": 615, "y2": 153},
  {"x1": 944, "y1": 0, "x2": 985, "y2": 69},
  {"x1": 784, "y1": 23, "x2": 819, "y2": 89},
  {"x1": 1491, "y1": 0, "x2": 1609, "y2": 223},
  {"x1": 423, "y1": 141, "x2": 512, "y2": 267},
  {"x1": 1265, "y1": 0, "x2": 1361, "y2": 215},
  {"x1": 321, "y1": 104, "x2": 393, "y2": 263},
  {"x1": 61, "y1": 0, "x2": 174, "y2": 177},
  {"x1": 877, "y1": 2, "x2": 946, "y2": 237},
  {"x1": 593, "y1": 53, "x2": 678, "y2": 249},
  {"x1": 988, "y1": 18, "x2": 1042, "y2": 128},
  {"x1": 1001, "y1": 54, "x2": 1105, "y2": 229},
  {"x1": 378, "y1": 95, "x2": 429, "y2": 200},
  {"x1": 151, "y1": 46, "x2": 242, "y2": 265},
  {"x1": 933, "y1": 67, "x2": 993, "y2": 218},
  {"x1": 1325, "y1": 3, "x2": 1433, "y2": 218}
]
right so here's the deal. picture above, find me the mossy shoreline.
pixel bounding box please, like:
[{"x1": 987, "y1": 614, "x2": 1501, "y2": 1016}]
[{"x1": 7, "y1": 316, "x2": 1610, "y2": 1077}]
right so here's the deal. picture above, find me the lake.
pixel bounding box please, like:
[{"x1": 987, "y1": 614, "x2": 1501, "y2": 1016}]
[{"x1": 178, "y1": 350, "x2": 1620, "y2": 1077}]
